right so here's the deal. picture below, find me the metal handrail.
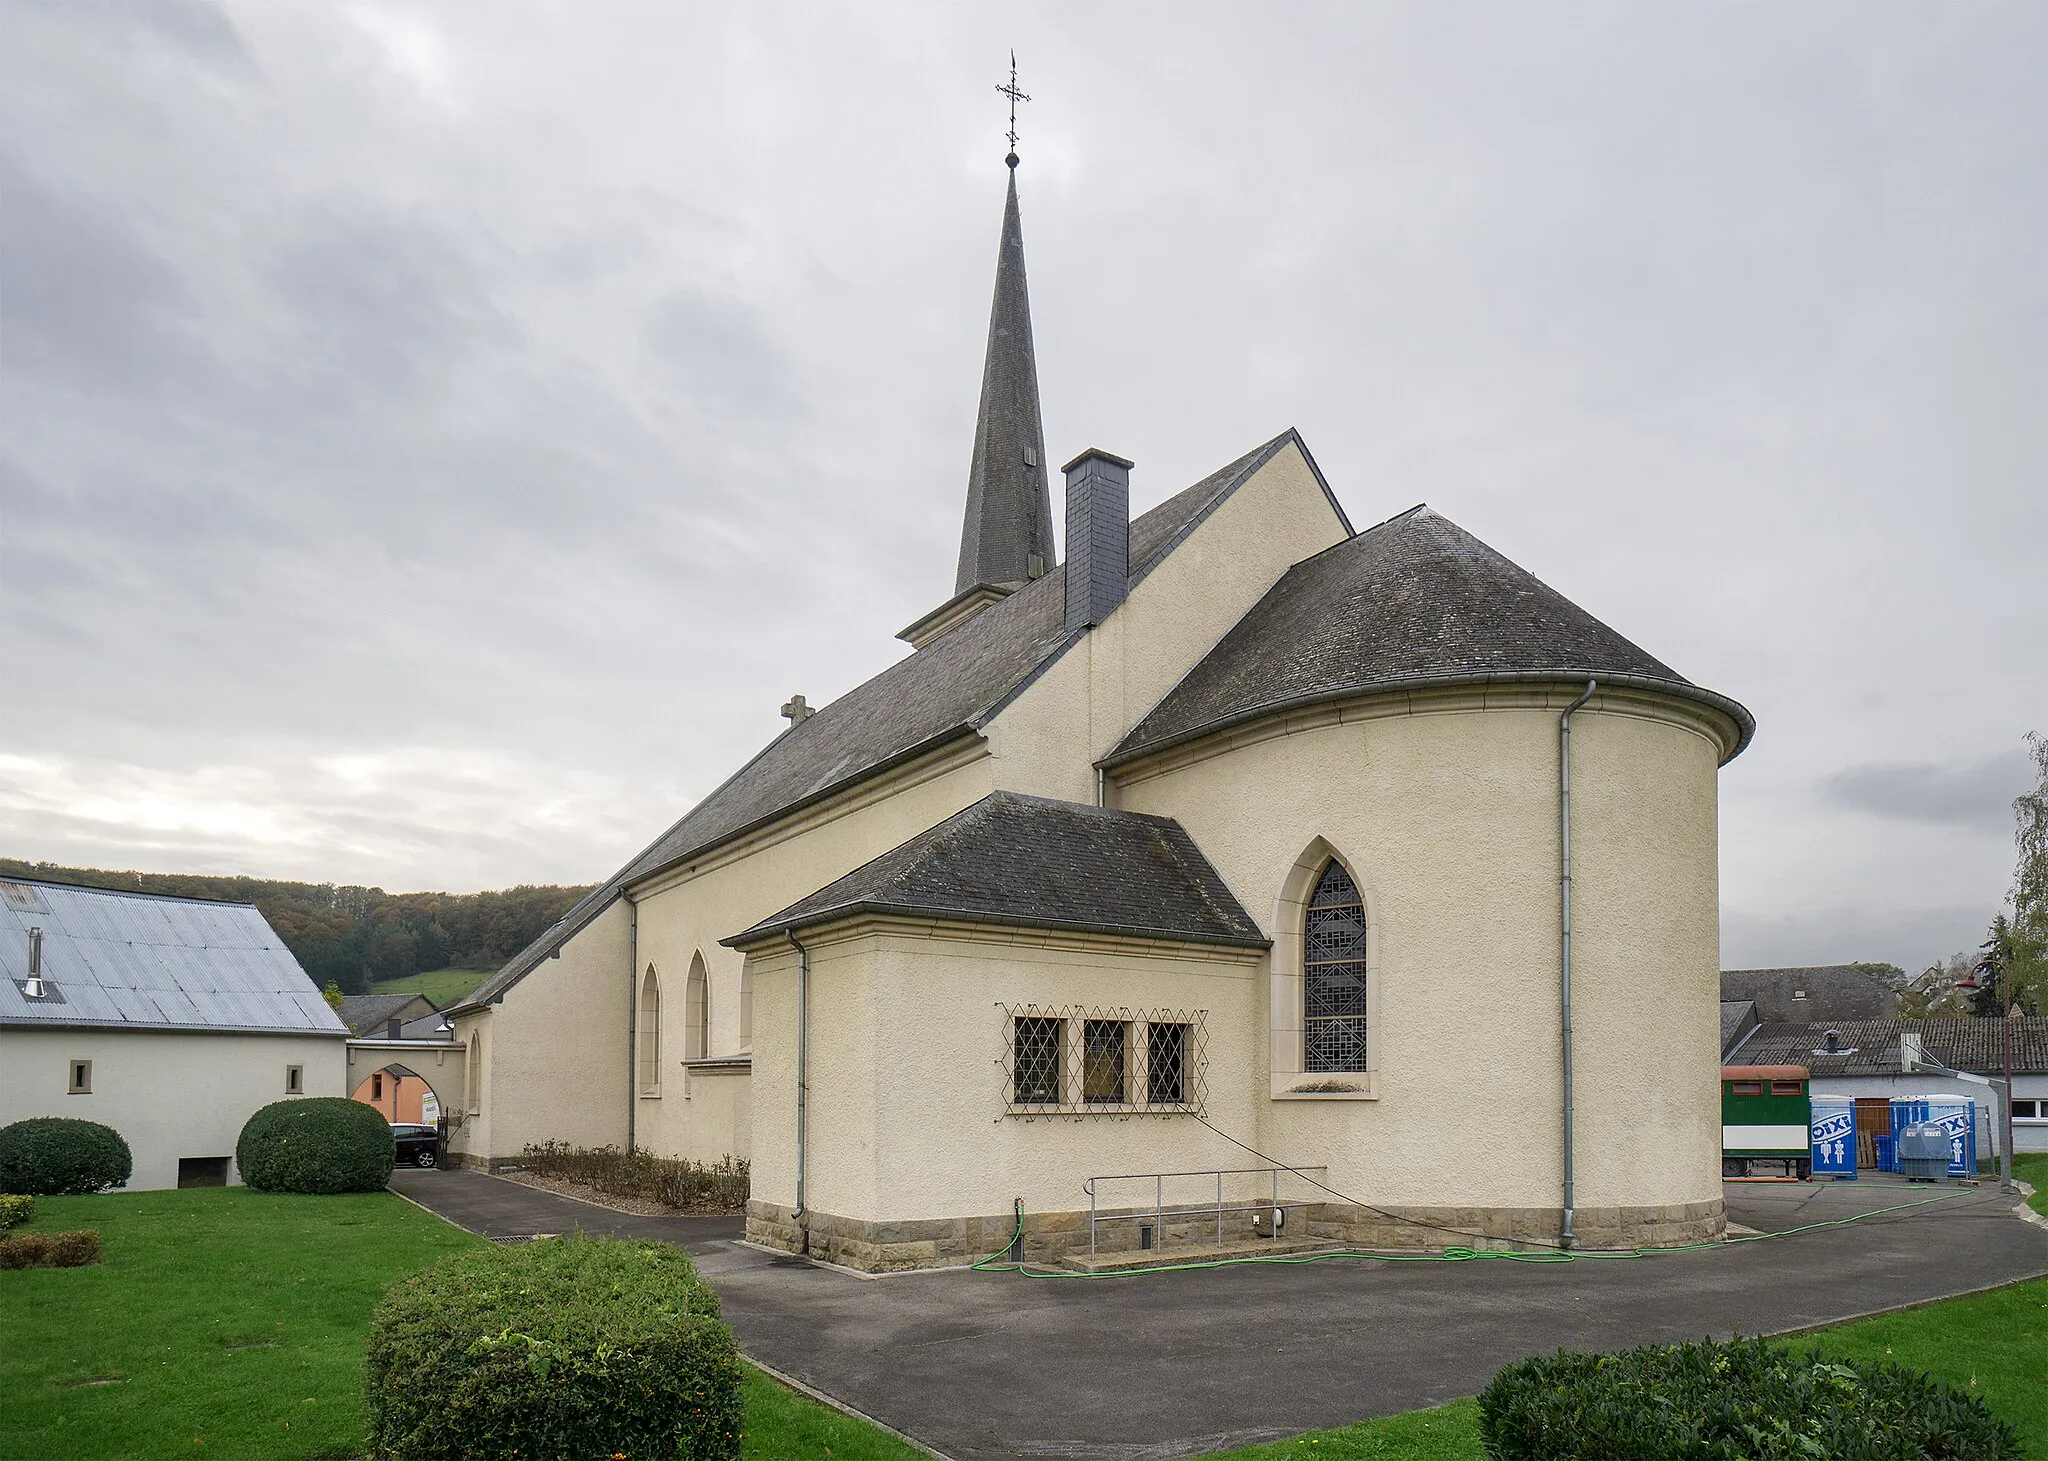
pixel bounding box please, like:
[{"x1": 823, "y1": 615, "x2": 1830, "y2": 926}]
[{"x1": 1083, "y1": 1165, "x2": 1328, "y2": 1257}]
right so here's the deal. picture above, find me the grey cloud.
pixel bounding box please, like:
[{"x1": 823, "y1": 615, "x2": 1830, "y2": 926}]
[
  {"x1": 1819, "y1": 751, "x2": 2032, "y2": 830},
  {"x1": 0, "y1": 153, "x2": 200, "y2": 390},
  {"x1": 1722, "y1": 902, "x2": 1994, "y2": 983},
  {"x1": 643, "y1": 291, "x2": 804, "y2": 420}
]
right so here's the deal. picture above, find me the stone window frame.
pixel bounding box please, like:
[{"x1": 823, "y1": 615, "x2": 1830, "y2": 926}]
[
  {"x1": 1270, "y1": 839, "x2": 1379, "y2": 1101},
  {"x1": 684, "y1": 953, "x2": 709, "y2": 1063},
  {"x1": 999, "y1": 1004, "x2": 1207, "y2": 1118},
  {"x1": 285, "y1": 1064, "x2": 303, "y2": 1095},
  {"x1": 68, "y1": 1058, "x2": 92, "y2": 1095},
  {"x1": 637, "y1": 964, "x2": 663, "y2": 1097}
]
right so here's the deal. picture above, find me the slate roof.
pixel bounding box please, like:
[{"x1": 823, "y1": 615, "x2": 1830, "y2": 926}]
[
  {"x1": 1720, "y1": 966, "x2": 1900, "y2": 1025},
  {"x1": 1720, "y1": 999, "x2": 1760, "y2": 1059},
  {"x1": 457, "y1": 430, "x2": 1332, "y2": 1012},
  {"x1": 725, "y1": 791, "x2": 1267, "y2": 950},
  {"x1": 1106, "y1": 505, "x2": 1753, "y2": 768},
  {"x1": 955, "y1": 165, "x2": 1056, "y2": 595},
  {"x1": 0, "y1": 878, "x2": 345, "y2": 1036},
  {"x1": 1733, "y1": 1018, "x2": 2048, "y2": 1079},
  {"x1": 336, "y1": 992, "x2": 439, "y2": 1037}
]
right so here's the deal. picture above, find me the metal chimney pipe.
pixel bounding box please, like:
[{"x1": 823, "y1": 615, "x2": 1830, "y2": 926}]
[{"x1": 24, "y1": 926, "x2": 44, "y2": 998}]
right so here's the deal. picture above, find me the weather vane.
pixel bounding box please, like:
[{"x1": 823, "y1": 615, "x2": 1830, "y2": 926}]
[{"x1": 997, "y1": 50, "x2": 1030, "y2": 167}]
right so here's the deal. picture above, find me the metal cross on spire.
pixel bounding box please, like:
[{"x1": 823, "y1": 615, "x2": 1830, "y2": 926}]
[{"x1": 997, "y1": 50, "x2": 1030, "y2": 167}]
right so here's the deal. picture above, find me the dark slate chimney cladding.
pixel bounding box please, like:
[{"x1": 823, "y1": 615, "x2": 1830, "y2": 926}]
[{"x1": 1062, "y1": 449, "x2": 1133, "y2": 631}]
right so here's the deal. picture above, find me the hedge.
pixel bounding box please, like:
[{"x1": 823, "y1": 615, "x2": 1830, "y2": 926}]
[
  {"x1": 236, "y1": 1098, "x2": 393, "y2": 1194},
  {"x1": 0, "y1": 1118, "x2": 132, "y2": 1196},
  {"x1": 520, "y1": 1141, "x2": 749, "y2": 1213},
  {"x1": 1478, "y1": 1335, "x2": 2022, "y2": 1460},
  {"x1": 366, "y1": 1235, "x2": 742, "y2": 1460},
  {"x1": 0, "y1": 1230, "x2": 101, "y2": 1270},
  {"x1": 0, "y1": 1195, "x2": 33, "y2": 1231}
]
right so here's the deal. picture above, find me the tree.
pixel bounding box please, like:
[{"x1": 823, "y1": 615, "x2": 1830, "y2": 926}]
[
  {"x1": 322, "y1": 981, "x2": 345, "y2": 1010},
  {"x1": 1849, "y1": 961, "x2": 1908, "y2": 992},
  {"x1": 2009, "y1": 732, "x2": 2048, "y2": 1016},
  {"x1": 1899, "y1": 951, "x2": 1976, "y2": 1018}
]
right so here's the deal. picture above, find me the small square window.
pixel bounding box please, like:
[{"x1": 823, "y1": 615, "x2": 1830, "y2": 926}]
[
  {"x1": 2012, "y1": 1100, "x2": 2039, "y2": 1120},
  {"x1": 68, "y1": 1059, "x2": 92, "y2": 1095},
  {"x1": 1082, "y1": 1020, "x2": 1127, "y2": 1104},
  {"x1": 285, "y1": 1065, "x2": 303, "y2": 1094},
  {"x1": 1012, "y1": 1016, "x2": 1062, "y2": 1104}
]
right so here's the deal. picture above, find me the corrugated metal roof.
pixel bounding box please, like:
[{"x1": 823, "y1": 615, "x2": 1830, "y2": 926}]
[{"x1": 0, "y1": 878, "x2": 347, "y2": 1036}]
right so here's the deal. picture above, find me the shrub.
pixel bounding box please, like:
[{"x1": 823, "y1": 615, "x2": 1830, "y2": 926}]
[
  {"x1": 0, "y1": 1229, "x2": 102, "y2": 1270},
  {"x1": 236, "y1": 1098, "x2": 393, "y2": 1194},
  {"x1": 366, "y1": 1235, "x2": 742, "y2": 1460},
  {"x1": 1478, "y1": 1335, "x2": 2022, "y2": 1460},
  {"x1": 0, "y1": 1118, "x2": 132, "y2": 1196},
  {"x1": 519, "y1": 1142, "x2": 749, "y2": 1213},
  {"x1": 0, "y1": 1195, "x2": 33, "y2": 1231}
]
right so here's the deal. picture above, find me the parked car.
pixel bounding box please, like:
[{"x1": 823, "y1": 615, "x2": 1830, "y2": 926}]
[{"x1": 391, "y1": 1123, "x2": 442, "y2": 1168}]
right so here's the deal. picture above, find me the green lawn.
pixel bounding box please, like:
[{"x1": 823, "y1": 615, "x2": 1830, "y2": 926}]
[
  {"x1": 2018, "y1": 1152, "x2": 2048, "y2": 1221},
  {"x1": 1201, "y1": 1274, "x2": 2048, "y2": 1459},
  {"x1": 0, "y1": 1188, "x2": 924, "y2": 1461},
  {"x1": 370, "y1": 965, "x2": 492, "y2": 1009}
]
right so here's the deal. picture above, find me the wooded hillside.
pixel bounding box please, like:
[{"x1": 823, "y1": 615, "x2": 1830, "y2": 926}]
[{"x1": 0, "y1": 858, "x2": 591, "y2": 996}]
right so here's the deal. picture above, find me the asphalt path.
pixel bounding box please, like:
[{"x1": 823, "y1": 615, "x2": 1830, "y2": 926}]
[{"x1": 390, "y1": 1170, "x2": 2048, "y2": 1461}]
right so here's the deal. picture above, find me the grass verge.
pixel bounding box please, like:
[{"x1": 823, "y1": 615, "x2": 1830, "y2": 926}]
[
  {"x1": 2017, "y1": 1153, "x2": 2048, "y2": 1221},
  {"x1": 371, "y1": 965, "x2": 492, "y2": 1009},
  {"x1": 0, "y1": 1187, "x2": 928, "y2": 1460},
  {"x1": 1200, "y1": 1273, "x2": 2048, "y2": 1459}
]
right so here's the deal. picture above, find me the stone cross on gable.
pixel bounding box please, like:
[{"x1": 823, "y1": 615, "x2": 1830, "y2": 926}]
[{"x1": 780, "y1": 694, "x2": 816, "y2": 725}]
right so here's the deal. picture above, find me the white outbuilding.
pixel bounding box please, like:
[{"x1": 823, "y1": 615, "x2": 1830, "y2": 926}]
[{"x1": 0, "y1": 877, "x2": 348, "y2": 1190}]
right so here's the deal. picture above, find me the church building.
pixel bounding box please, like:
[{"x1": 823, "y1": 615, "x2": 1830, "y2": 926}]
[{"x1": 446, "y1": 149, "x2": 1753, "y2": 1269}]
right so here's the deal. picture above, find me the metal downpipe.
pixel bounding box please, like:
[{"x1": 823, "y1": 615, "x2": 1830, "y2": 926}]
[
  {"x1": 789, "y1": 931, "x2": 810, "y2": 1250},
  {"x1": 1559, "y1": 678, "x2": 1597, "y2": 1250}
]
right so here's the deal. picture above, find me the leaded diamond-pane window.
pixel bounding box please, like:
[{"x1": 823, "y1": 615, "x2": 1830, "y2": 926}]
[
  {"x1": 1082, "y1": 1019, "x2": 1127, "y2": 1104},
  {"x1": 1013, "y1": 1015, "x2": 1062, "y2": 1104},
  {"x1": 1304, "y1": 860, "x2": 1367, "y2": 1072},
  {"x1": 1147, "y1": 1022, "x2": 1188, "y2": 1106}
]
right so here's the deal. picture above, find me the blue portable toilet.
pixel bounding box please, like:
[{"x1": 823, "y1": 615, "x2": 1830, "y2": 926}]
[
  {"x1": 1891, "y1": 1095, "x2": 1977, "y2": 1177},
  {"x1": 1809, "y1": 1095, "x2": 1857, "y2": 1179}
]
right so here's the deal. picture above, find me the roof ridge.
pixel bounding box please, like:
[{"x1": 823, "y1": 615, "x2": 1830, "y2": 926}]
[{"x1": 0, "y1": 874, "x2": 259, "y2": 910}]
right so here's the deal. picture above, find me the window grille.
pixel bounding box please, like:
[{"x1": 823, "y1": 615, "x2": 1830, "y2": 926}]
[
  {"x1": 1012, "y1": 1015, "x2": 1062, "y2": 1104},
  {"x1": 1082, "y1": 1019, "x2": 1127, "y2": 1104},
  {"x1": 1147, "y1": 1022, "x2": 1189, "y2": 1106},
  {"x1": 1000, "y1": 1006, "x2": 1207, "y2": 1117},
  {"x1": 1304, "y1": 860, "x2": 1368, "y2": 1072}
]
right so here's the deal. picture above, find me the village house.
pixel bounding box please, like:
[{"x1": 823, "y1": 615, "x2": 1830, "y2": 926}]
[
  {"x1": 0, "y1": 877, "x2": 347, "y2": 1190},
  {"x1": 446, "y1": 153, "x2": 1754, "y2": 1269}
]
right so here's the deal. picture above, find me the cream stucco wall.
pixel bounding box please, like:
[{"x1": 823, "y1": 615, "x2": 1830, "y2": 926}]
[
  {"x1": 448, "y1": 896, "x2": 633, "y2": 1166},
  {"x1": 0, "y1": 1028, "x2": 347, "y2": 1190},
  {"x1": 1115, "y1": 685, "x2": 1729, "y2": 1215},
  {"x1": 743, "y1": 924, "x2": 1264, "y2": 1223}
]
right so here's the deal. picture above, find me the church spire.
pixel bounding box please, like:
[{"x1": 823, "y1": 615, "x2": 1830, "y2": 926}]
[{"x1": 953, "y1": 108, "x2": 1055, "y2": 596}]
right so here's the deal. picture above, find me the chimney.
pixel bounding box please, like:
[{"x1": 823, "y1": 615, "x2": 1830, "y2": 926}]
[
  {"x1": 24, "y1": 926, "x2": 44, "y2": 999},
  {"x1": 1900, "y1": 1030, "x2": 1923, "y2": 1072},
  {"x1": 388, "y1": 1018, "x2": 403, "y2": 1040},
  {"x1": 1061, "y1": 449, "x2": 1132, "y2": 631}
]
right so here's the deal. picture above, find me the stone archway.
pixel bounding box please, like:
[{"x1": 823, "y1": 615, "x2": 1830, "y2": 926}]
[{"x1": 349, "y1": 1061, "x2": 442, "y2": 1125}]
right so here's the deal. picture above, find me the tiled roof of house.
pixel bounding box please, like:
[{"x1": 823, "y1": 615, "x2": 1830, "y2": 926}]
[
  {"x1": 1720, "y1": 966, "x2": 1901, "y2": 1024},
  {"x1": 457, "y1": 431, "x2": 1329, "y2": 1013},
  {"x1": 725, "y1": 791, "x2": 1268, "y2": 951},
  {"x1": 1720, "y1": 999, "x2": 1760, "y2": 1058},
  {"x1": 1106, "y1": 505, "x2": 1752, "y2": 768},
  {"x1": 1733, "y1": 1018, "x2": 2048, "y2": 1079},
  {"x1": 336, "y1": 993, "x2": 438, "y2": 1036},
  {"x1": 0, "y1": 877, "x2": 344, "y2": 1036}
]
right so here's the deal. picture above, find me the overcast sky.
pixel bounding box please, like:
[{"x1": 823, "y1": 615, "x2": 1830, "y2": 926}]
[{"x1": 2, "y1": 3, "x2": 2041, "y2": 975}]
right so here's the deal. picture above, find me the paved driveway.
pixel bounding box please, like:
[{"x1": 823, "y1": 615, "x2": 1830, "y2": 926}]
[{"x1": 391, "y1": 1170, "x2": 2048, "y2": 1461}]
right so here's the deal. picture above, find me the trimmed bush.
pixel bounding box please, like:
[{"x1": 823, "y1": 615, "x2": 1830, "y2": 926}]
[
  {"x1": 0, "y1": 1195, "x2": 33, "y2": 1231},
  {"x1": 367, "y1": 1235, "x2": 741, "y2": 1460},
  {"x1": 519, "y1": 1141, "x2": 749, "y2": 1214},
  {"x1": 236, "y1": 1098, "x2": 393, "y2": 1194},
  {"x1": 0, "y1": 1229, "x2": 102, "y2": 1270},
  {"x1": 1478, "y1": 1335, "x2": 2022, "y2": 1460},
  {"x1": 0, "y1": 1118, "x2": 132, "y2": 1196}
]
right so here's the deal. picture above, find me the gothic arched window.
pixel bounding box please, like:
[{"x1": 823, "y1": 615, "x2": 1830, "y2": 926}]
[
  {"x1": 685, "y1": 954, "x2": 709, "y2": 1062},
  {"x1": 1304, "y1": 860, "x2": 1368, "y2": 1072},
  {"x1": 638, "y1": 966, "x2": 662, "y2": 1095}
]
